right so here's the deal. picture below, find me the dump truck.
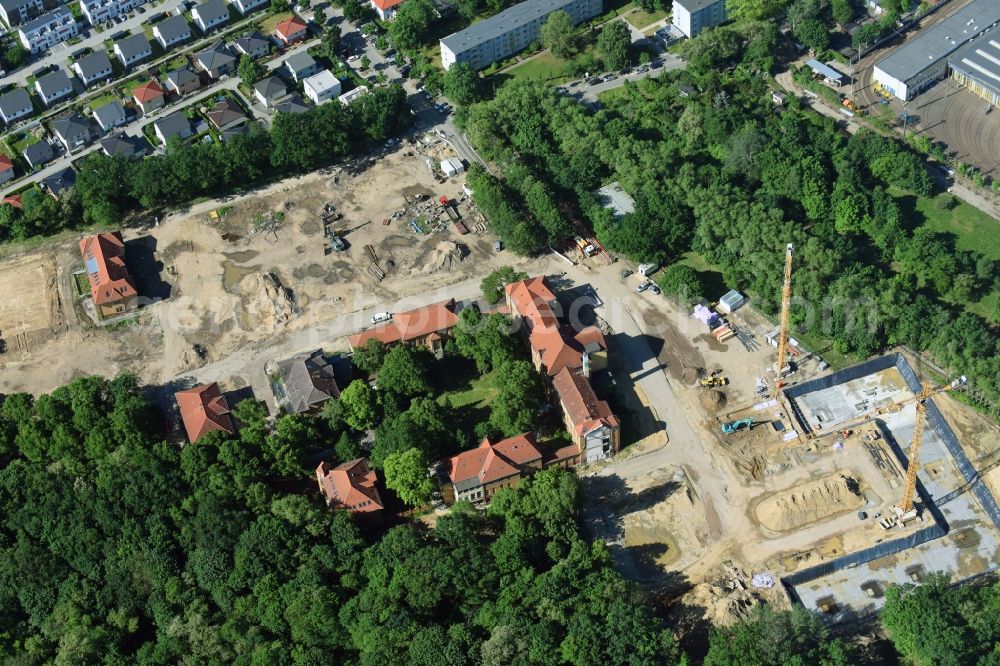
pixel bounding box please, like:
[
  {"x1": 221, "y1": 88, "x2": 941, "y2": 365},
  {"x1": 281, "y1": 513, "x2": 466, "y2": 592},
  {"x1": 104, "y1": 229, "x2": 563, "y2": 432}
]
[{"x1": 721, "y1": 418, "x2": 754, "y2": 434}]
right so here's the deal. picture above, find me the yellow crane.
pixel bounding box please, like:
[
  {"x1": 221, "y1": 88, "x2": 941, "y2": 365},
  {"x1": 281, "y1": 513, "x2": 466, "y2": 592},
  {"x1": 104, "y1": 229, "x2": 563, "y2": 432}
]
[
  {"x1": 773, "y1": 243, "x2": 794, "y2": 397},
  {"x1": 897, "y1": 376, "x2": 967, "y2": 516}
]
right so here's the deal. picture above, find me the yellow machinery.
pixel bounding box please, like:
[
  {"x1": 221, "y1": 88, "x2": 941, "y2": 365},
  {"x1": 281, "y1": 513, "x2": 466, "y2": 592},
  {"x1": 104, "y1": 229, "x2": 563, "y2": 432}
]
[{"x1": 773, "y1": 243, "x2": 794, "y2": 396}]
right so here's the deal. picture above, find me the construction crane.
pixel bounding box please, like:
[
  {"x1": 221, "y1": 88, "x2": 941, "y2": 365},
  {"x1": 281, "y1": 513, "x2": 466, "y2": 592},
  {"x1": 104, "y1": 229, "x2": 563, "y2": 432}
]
[
  {"x1": 772, "y1": 243, "x2": 794, "y2": 397},
  {"x1": 897, "y1": 376, "x2": 968, "y2": 516}
]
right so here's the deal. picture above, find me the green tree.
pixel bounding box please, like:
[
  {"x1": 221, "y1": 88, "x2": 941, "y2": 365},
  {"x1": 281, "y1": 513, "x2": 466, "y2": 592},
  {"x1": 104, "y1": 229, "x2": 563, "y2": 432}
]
[
  {"x1": 795, "y1": 19, "x2": 830, "y2": 52},
  {"x1": 540, "y1": 10, "x2": 577, "y2": 59},
  {"x1": 313, "y1": 6, "x2": 327, "y2": 25},
  {"x1": 371, "y1": 397, "x2": 455, "y2": 465},
  {"x1": 656, "y1": 263, "x2": 705, "y2": 302},
  {"x1": 726, "y1": 0, "x2": 787, "y2": 21},
  {"x1": 334, "y1": 431, "x2": 362, "y2": 462},
  {"x1": 237, "y1": 54, "x2": 266, "y2": 83},
  {"x1": 704, "y1": 605, "x2": 852, "y2": 666},
  {"x1": 443, "y1": 61, "x2": 483, "y2": 106},
  {"x1": 338, "y1": 380, "x2": 380, "y2": 430},
  {"x1": 480, "y1": 266, "x2": 528, "y2": 304},
  {"x1": 383, "y1": 447, "x2": 433, "y2": 506},
  {"x1": 352, "y1": 338, "x2": 387, "y2": 375},
  {"x1": 388, "y1": 0, "x2": 435, "y2": 51},
  {"x1": 831, "y1": 0, "x2": 854, "y2": 24},
  {"x1": 598, "y1": 20, "x2": 631, "y2": 71},
  {"x1": 488, "y1": 359, "x2": 544, "y2": 436},
  {"x1": 378, "y1": 345, "x2": 431, "y2": 396},
  {"x1": 5, "y1": 42, "x2": 28, "y2": 69},
  {"x1": 452, "y1": 308, "x2": 518, "y2": 373},
  {"x1": 320, "y1": 25, "x2": 342, "y2": 61}
]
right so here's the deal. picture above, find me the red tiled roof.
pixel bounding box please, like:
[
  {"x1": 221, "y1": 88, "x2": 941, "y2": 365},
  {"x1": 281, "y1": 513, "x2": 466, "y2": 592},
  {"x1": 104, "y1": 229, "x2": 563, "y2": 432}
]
[
  {"x1": 0, "y1": 154, "x2": 13, "y2": 172},
  {"x1": 133, "y1": 80, "x2": 164, "y2": 103},
  {"x1": 79, "y1": 231, "x2": 138, "y2": 306},
  {"x1": 552, "y1": 367, "x2": 620, "y2": 437},
  {"x1": 316, "y1": 458, "x2": 384, "y2": 513},
  {"x1": 3, "y1": 194, "x2": 22, "y2": 209},
  {"x1": 175, "y1": 382, "x2": 236, "y2": 443},
  {"x1": 506, "y1": 276, "x2": 558, "y2": 329},
  {"x1": 275, "y1": 15, "x2": 307, "y2": 38},
  {"x1": 448, "y1": 433, "x2": 541, "y2": 485},
  {"x1": 372, "y1": 0, "x2": 405, "y2": 10},
  {"x1": 348, "y1": 298, "x2": 459, "y2": 349}
]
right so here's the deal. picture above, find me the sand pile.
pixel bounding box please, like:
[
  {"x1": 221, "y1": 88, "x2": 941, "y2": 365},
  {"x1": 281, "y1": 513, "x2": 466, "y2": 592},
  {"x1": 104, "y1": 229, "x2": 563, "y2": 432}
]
[
  {"x1": 238, "y1": 273, "x2": 298, "y2": 332},
  {"x1": 424, "y1": 241, "x2": 467, "y2": 272},
  {"x1": 755, "y1": 475, "x2": 865, "y2": 532}
]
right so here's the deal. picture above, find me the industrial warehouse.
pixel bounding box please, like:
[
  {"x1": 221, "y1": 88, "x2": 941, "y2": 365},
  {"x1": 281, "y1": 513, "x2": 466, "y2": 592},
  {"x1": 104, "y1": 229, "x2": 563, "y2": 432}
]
[{"x1": 873, "y1": 0, "x2": 1000, "y2": 102}]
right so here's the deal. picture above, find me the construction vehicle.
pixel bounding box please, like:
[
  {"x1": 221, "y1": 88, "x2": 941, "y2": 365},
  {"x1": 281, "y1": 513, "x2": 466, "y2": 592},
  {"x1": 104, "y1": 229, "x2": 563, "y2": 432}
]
[
  {"x1": 772, "y1": 243, "x2": 794, "y2": 396},
  {"x1": 700, "y1": 376, "x2": 729, "y2": 387},
  {"x1": 574, "y1": 236, "x2": 597, "y2": 257},
  {"x1": 722, "y1": 418, "x2": 754, "y2": 434}
]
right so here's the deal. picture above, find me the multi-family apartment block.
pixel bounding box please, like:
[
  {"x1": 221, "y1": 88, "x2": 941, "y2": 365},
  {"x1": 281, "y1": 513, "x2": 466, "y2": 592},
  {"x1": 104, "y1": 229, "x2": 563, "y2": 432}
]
[{"x1": 18, "y1": 7, "x2": 78, "y2": 55}]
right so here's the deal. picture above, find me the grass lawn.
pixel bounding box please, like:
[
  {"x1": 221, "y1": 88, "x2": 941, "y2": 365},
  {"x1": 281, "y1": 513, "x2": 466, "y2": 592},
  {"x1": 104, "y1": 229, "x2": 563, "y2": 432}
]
[
  {"x1": 432, "y1": 358, "x2": 498, "y2": 439},
  {"x1": 87, "y1": 92, "x2": 121, "y2": 110},
  {"x1": 506, "y1": 51, "x2": 575, "y2": 83},
  {"x1": 258, "y1": 11, "x2": 292, "y2": 35},
  {"x1": 624, "y1": 7, "x2": 668, "y2": 28},
  {"x1": 6, "y1": 131, "x2": 39, "y2": 155},
  {"x1": 73, "y1": 271, "x2": 90, "y2": 297}
]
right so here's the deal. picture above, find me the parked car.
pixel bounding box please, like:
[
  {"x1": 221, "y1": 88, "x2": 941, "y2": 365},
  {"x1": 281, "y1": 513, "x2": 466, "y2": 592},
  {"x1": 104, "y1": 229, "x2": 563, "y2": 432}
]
[
  {"x1": 619, "y1": 268, "x2": 633, "y2": 279},
  {"x1": 636, "y1": 282, "x2": 649, "y2": 293},
  {"x1": 647, "y1": 283, "x2": 661, "y2": 295}
]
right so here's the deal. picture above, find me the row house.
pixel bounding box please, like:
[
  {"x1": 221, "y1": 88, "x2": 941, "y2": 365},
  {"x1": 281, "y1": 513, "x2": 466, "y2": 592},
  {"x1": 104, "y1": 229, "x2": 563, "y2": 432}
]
[
  {"x1": 79, "y1": 0, "x2": 143, "y2": 26},
  {"x1": 0, "y1": 0, "x2": 42, "y2": 29},
  {"x1": 19, "y1": 7, "x2": 78, "y2": 55}
]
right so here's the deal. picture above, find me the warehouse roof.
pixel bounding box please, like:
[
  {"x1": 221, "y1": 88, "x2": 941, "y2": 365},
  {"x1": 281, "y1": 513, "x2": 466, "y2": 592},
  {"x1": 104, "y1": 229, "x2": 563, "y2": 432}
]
[
  {"x1": 441, "y1": 0, "x2": 586, "y2": 53},
  {"x1": 949, "y1": 35, "x2": 1000, "y2": 95},
  {"x1": 874, "y1": 0, "x2": 1000, "y2": 83}
]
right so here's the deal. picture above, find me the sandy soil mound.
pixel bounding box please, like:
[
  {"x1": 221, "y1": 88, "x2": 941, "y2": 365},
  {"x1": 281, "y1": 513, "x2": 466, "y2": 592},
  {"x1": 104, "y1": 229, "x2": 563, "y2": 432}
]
[
  {"x1": 238, "y1": 273, "x2": 298, "y2": 333},
  {"x1": 755, "y1": 474, "x2": 864, "y2": 532},
  {"x1": 423, "y1": 240, "x2": 468, "y2": 272},
  {"x1": 700, "y1": 390, "x2": 727, "y2": 410}
]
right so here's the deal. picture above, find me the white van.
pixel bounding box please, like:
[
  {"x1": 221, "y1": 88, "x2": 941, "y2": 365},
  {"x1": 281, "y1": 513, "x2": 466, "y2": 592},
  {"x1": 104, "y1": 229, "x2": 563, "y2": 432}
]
[{"x1": 371, "y1": 312, "x2": 392, "y2": 325}]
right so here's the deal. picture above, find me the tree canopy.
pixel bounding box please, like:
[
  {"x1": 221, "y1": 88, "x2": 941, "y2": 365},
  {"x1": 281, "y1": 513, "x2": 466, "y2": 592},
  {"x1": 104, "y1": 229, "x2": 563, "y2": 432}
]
[
  {"x1": 540, "y1": 10, "x2": 578, "y2": 59},
  {"x1": 598, "y1": 20, "x2": 631, "y2": 71}
]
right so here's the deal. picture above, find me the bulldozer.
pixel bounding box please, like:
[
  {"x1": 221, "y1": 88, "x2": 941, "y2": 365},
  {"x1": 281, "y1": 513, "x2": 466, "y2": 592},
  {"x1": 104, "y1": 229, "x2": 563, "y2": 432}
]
[{"x1": 700, "y1": 376, "x2": 729, "y2": 387}]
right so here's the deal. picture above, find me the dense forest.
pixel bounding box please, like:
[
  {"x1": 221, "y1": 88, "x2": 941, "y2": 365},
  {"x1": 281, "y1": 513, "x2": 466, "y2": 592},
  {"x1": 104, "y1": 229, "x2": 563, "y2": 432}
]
[
  {"x1": 458, "y1": 41, "x2": 999, "y2": 410},
  {"x1": 0, "y1": 85, "x2": 411, "y2": 243},
  {"x1": 1, "y1": 375, "x2": 997, "y2": 663}
]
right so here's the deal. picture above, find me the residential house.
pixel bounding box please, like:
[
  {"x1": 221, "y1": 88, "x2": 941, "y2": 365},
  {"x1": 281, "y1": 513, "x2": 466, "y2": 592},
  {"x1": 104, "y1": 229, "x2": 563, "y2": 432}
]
[
  {"x1": 505, "y1": 276, "x2": 607, "y2": 377},
  {"x1": 370, "y1": 0, "x2": 405, "y2": 20},
  {"x1": 42, "y1": 166, "x2": 75, "y2": 197},
  {"x1": 551, "y1": 367, "x2": 620, "y2": 465},
  {"x1": 73, "y1": 51, "x2": 113, "y2": 87},
  {"x1": 100, "y1": 134, "x2": 146, "y2": 157},
  {"x1": 283, "y1": 51, "x2": 320, "y2": 82},
  {"x1": 132, "y1": 79, "x2": 165, "y2": 112},
  {"x1": 274, "y1": 14, "x2": 307, "y2": 45},
  {"x1": 671, "y1": 0, "x2": 726, "y2": 38},
  {"x1": 191, "y1": 0, "x2": 229, "y2": 32},
  {"x1": 230, "y1": 0, "x2": 268, "y2": 14},
  {"x1": 276, "y1": 349, "x2": 339, "y2": 413},
  {"x1": 348, "y1": 298, "x2": 460, "y2": 357},
  {"x1": 273, "y1": 93, "x2": 309, "y2": 114},
  {"x1": 219, "y1": 124, "x2": 248, "y2": 142},
  {"x1": 232, "y1": 31, "x2": 269, "y2": 58},
  {"x1": 444, "y1": 433, "x2": 542, "y2": 504},
  {"x1": 175, "y1": 382, "x2": 236, "y2": 443},
  {"x1": 79, "y1": 231, "x2": 138, "y2": 318},
  {"x1": 0, "y1": 154, "x2": 14, "y2": 184},
  {"x1": 206, "y1": 99, "x2": 246, "y2": 130},
  {"x1": 164, "y1": 66, "x2": 201, "y2": 95},
  {"x1": 34, "y1": 70, "x2": 74, "y2": 107},
  {"x1": 92, "y1": 100, "x2": 127, "y2": 132},
  {"x1": 338, "y1": 85, "x2": 367, "y2": 105},
  {"x1": 0, "y1": 0, "x2": 43, "y2": 29},
  {"x1": 153, "y1": 112, "x2": 193, "y2": 143},
  {"x1": 0, "y1": 87, "x2": 33, "y2": 124},
  {"x1": 194, "y1": 43, "x2": 235, "y2": 79},
  {"x1": 22, "y1": 139, "x2": 53, "y2": 169},
  {"x1": 18, "y1": 7, "x2": 78, "y2": 55},
  {"x1": 80, "y1": 0, "x2": 144, "y2": 26},
  {"x1": 114, "y1": 34, "x2": 153, "y2": 69},
  {"x1": 51, "y1": 113, "x2": 95, "y2": 151},
  {"x1": 253, "y1": 75, "x2": 287, "y2": 107},
  {"x1": 315, "y1": 458, "x2": 384, "y2": 516},
  {"x1": 2, "y1": 194, "x2": 23, "y2": 208},
  {"x1": 303, "y1": 68, "x2": 341, "y2": 105},
  {"x1": 152, "y1": 14, "x2": 191, "y2": 48}
]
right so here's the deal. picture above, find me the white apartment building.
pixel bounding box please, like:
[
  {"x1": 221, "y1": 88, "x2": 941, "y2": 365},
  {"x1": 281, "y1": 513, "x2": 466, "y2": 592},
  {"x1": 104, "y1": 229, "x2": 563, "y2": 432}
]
[
  {"x1": 440, "y1": 0, "x2": 602, "y2": 70},
  {"x1": 79, "y1": 0, "x2": 144, "y2": 26},
  {"x1": 671, "y1": 0, "x2": 726, "y2": 37},
  {"x1": 0, "y1": 0, "x2": 43, "y2": 29},
  {"x1": 303, "y1": 69, "x2": 341, "y2": 105},
  {"x1": 18, "y1": 7, "x2": 78, "y2": 55}
]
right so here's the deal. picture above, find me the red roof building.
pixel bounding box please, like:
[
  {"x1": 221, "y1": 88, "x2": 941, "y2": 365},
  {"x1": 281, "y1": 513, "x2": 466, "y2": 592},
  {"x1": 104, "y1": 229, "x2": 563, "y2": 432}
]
[
  {"x1": 0, "y1": 153, "x2": 14, "y2": 185},
  {"x1": 175, "y1": 383, "x2": 236, "y2": 443},
  {"x1": 348, "y1": 298, "x2": 460, "y2": 356},
  {"x1": 2, "y1": 194, "x2": 23, "y2": 209},
  {"x1": 445, "y1": 433, "x2": 542, "y2": 504},
  {"x1": 551, "y1": 367, "x2": 620, "y2": 465},
  {"x1": 370, "y1": 0, "x2": 405, "y2": 19},
  {"x1": 275, "y1": 15, "x2": 308, "y2": 44},
  {"x1": 79, "y1": 231, "x2": 138, "y2": 318},
  {"x1": 132, "y1": 80, "x2": 165, "y2": 112},
  {"x1": 316, "y1": 458, "x2": 384, "y2": 515}
]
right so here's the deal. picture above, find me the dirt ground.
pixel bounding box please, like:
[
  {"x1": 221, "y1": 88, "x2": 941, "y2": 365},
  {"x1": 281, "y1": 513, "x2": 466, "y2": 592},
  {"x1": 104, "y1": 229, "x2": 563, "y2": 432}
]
[{"x1": 0, "y1": 137, "x2": 514, "y2": 394}]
